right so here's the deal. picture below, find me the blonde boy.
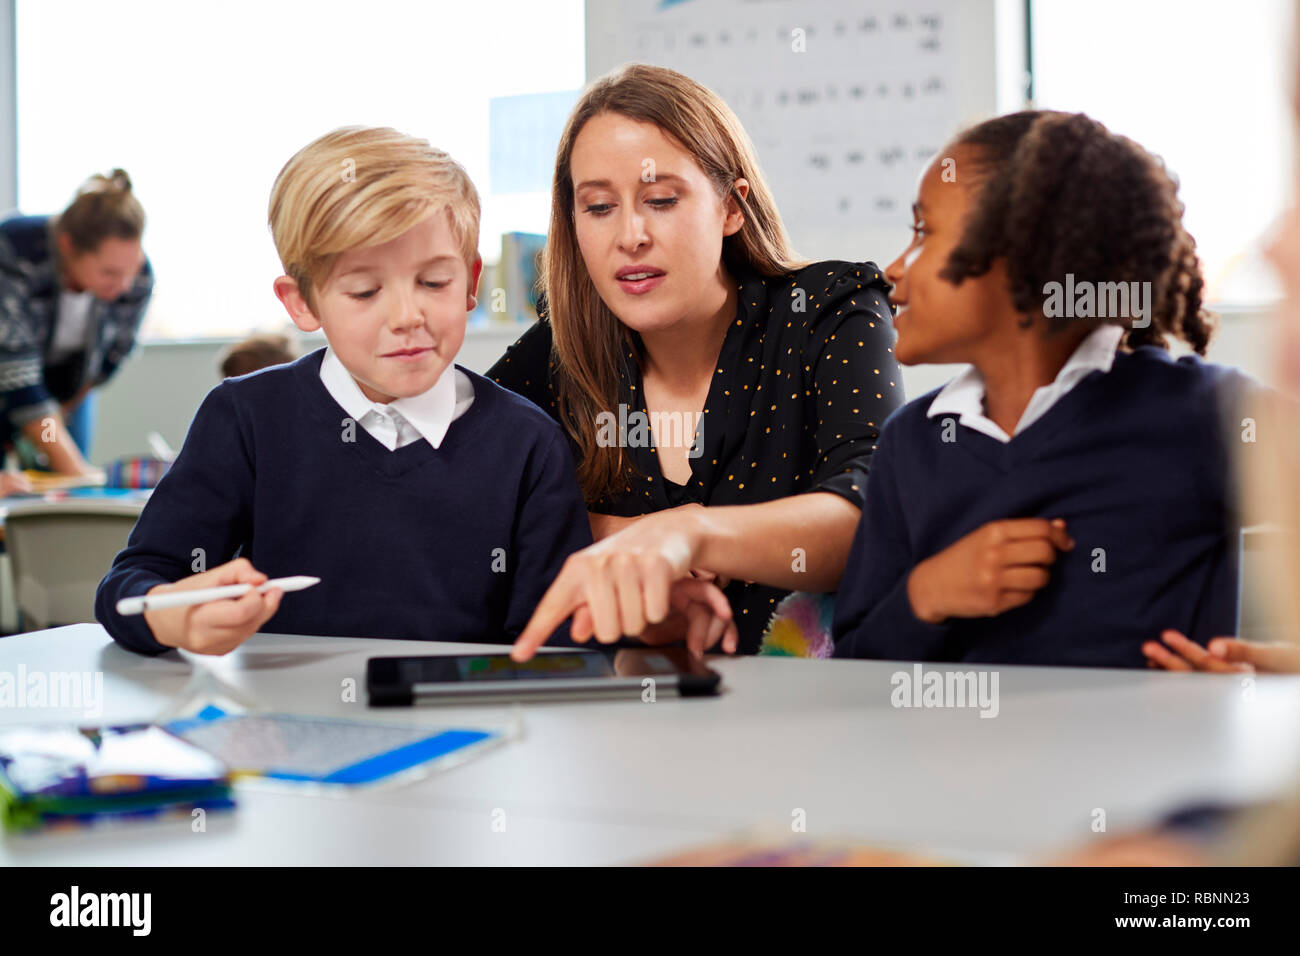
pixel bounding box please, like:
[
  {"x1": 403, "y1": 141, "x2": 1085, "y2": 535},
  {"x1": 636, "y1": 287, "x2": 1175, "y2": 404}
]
[{"x1": 96, "y1": 127, "x2": 592, "y2": 654}]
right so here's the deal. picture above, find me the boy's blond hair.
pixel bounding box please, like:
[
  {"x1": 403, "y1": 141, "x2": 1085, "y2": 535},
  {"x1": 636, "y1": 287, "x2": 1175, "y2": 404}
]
[{"x1": 268, "y1": 126, "x2": 480, "y2": 310}]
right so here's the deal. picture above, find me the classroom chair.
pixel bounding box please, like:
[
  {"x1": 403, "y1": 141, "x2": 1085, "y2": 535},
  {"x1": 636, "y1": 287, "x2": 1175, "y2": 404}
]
[{"x1": 1, "y1": 501, "x2": 142, "y2": 632}]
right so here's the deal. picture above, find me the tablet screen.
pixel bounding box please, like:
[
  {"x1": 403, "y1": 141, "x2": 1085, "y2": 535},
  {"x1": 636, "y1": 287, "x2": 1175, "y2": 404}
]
[
  {"x1": 367, "y1": 649, "x2": 720, "y2": 705},
  {"x1": 396, "y1": 652, "x2": 616, "y2": 684}
]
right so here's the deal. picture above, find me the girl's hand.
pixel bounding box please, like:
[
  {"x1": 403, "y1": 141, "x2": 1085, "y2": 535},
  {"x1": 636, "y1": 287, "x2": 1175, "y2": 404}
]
[
  {"x1": 906, "y1": 518, "x2": 1074, "y2": 624},
  {"x1": 1142, "y1": 629, "x2": 1300, "y2": 673},
  {"x1": 512, "y1": 507, "x2": 709, "y2": 661}
]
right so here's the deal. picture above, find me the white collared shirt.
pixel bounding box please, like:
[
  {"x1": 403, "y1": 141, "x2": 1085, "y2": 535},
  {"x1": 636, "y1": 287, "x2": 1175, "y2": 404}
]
[
  {"x1": 51, "y1": 289, "x2": 96, "y2": 362},
  {"x1": 319, "y1": 347, "x2": 474, "y2": 450},
  {"x1": 926, "y1": 324, "x2": 1125, "y2": 443}
]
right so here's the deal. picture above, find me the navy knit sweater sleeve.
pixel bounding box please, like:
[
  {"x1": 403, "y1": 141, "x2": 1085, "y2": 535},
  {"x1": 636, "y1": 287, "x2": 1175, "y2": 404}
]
[
  {"x1": 501, "y1": 431, "x2": 589, "y2": 641},
  {"x1": 95, "y1": 353, "x2": 593, "y2": 655},
  {"x1": 831, "y1": 405, "x2": 954, "y2": 661},
  {"x1": 832, "y1": 349, "x2": 1251, "y2": 668},
  {"x1": 93, "y1": 382, "x2": 254, "y2": 654}
]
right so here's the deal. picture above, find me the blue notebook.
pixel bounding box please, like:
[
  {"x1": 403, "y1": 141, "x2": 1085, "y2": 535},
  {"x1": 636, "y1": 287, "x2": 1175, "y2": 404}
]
[{"x1": 164, "y1": 706, "x2": 506, "y2": 786}]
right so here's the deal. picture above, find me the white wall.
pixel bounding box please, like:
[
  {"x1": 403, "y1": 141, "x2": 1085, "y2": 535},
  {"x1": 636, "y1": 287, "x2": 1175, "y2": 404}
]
[{"x1": 91, "y1": 310, "x2": 1279, "y2": 465}]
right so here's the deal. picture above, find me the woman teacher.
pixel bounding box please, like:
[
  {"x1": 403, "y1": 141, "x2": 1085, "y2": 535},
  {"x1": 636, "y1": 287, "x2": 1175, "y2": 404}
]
[
  {"x1": 490, "y1": 65, "x2": 903, "y2": 658},
  {"x1": 0, "y1": 169, "x2": 153, "y2": 474}
]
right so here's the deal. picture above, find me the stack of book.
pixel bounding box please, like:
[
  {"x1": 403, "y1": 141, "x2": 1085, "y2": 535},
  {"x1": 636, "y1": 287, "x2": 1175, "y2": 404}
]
[{"x1": 0, "y1": 723, "x2": 233, "y2": 833}]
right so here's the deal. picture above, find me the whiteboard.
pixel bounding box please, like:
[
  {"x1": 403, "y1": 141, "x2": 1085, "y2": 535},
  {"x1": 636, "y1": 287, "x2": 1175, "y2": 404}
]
[{"x1": 585, "y1": 0, "x2": 1001, "y2": 267}]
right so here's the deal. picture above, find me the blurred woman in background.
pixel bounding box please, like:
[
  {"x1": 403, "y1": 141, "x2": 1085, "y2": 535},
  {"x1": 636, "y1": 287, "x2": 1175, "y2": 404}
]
[{"x1": 0, "y1": 169, "x2": 153, "y2": 476}]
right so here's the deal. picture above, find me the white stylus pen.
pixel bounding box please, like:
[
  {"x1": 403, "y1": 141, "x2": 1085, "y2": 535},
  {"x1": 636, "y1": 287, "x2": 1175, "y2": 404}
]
[{"x1": 115, "y1": 576, "x2": 320, "y2": 616}]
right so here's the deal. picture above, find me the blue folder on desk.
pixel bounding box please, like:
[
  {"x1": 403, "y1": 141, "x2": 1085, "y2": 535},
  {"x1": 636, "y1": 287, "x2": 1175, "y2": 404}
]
[{"x1": 164, "y1": 706, "x2": 506, "y2": 786}]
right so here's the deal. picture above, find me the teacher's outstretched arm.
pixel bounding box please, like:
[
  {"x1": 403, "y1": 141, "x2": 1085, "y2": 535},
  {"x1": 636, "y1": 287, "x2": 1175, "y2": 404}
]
[{"x1": 511, "y1": 490, "x2": 857, "y2": 661}]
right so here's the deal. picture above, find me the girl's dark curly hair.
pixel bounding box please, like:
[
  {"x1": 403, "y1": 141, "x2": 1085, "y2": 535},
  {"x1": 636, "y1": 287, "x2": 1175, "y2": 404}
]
[{"x1": 939, "y1": 110, "x2": 1214, "y2": 355}]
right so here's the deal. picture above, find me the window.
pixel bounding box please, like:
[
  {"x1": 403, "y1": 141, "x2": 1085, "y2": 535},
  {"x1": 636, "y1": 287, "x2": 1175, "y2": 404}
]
[
  {"x1": 17, "y1": 0, "x2": 1289, "y2": 338},
  {"x1": 15, "y1": 0, "x2": 584, "y2": 338},
  {"x1": 1031, "y1": 0, "x2": 1293, "y2": 307}
]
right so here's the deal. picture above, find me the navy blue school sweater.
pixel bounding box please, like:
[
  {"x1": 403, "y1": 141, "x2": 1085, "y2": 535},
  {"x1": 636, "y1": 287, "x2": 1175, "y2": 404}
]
[
  {"x1": 832, "y1": 347, "x2": 1250, "y2": 668},
  {"x1": 95, "y1": 349, "x2": 593, "y2": 655}
]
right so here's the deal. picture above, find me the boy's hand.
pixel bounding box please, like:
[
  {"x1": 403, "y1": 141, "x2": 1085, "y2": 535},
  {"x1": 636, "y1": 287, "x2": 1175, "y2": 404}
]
[
  {"x1": 1142, "y1": 629, "x2": 1300, "y2": 673},
  {"x1": 688, "y1": 567, "x2": 732, "y2": 589},
  {"x1": 142, "y1": 557, "x2": 284, "y2": 656},
  {"x1": 670, "y1": 577, "x2": 739, "y2": 657},
  {"x1": 906, "y1": 518, "x2": 1074, "y2": 624}
]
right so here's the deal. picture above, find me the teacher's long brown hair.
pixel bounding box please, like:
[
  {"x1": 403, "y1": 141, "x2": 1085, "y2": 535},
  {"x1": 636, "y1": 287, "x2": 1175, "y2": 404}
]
[{"x1": 545, "y1": 63, "x2": 805, "y2": 505}]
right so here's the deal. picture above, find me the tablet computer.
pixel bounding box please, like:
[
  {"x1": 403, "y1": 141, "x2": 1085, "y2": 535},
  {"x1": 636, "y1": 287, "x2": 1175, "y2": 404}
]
[{"x1": 366, "y1": 648, "x2": 722, "y2": 706}]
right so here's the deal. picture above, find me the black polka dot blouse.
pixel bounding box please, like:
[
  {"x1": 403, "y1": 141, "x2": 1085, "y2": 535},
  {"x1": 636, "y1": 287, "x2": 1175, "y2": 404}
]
[{"x1": 487, "y1": 259, "x2": 904, "y2": 653}]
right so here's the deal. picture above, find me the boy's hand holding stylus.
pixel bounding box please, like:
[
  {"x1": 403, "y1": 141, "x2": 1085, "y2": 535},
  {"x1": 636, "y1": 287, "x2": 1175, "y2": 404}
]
[
  {"x1": 143, "y1": 558, "x2": 285, "y2": 655},
  {"x1": 907, "y1": 518, "x2": 1075, "y2": 624}
]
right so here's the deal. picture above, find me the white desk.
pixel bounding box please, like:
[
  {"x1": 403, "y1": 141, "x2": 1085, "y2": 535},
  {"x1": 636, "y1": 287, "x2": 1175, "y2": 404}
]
[{"x1": 3, "y1": 624, "x2": 1299, "y2": 865}]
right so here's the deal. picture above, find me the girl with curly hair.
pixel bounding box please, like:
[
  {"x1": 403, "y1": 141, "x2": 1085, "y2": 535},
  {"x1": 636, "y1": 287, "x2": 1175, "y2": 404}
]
[{"x1": 832, "y1": 110, "x2": 1253, "y2": 667}]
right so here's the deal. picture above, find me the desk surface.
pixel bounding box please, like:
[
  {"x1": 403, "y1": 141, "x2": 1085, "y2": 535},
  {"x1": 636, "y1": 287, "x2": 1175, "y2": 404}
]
[{"x1": 2, "y1": 624, "x2": 1299, "y2": 865}]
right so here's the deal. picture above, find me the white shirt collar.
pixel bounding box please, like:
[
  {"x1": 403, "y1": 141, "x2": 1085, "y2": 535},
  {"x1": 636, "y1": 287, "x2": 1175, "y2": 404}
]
[
  {"x1": 926, "y1": 323, "x2": 1125, "y2": 442},
  {"x1": 319, "y1": 347, "x2": 466, "y2": 449}
]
